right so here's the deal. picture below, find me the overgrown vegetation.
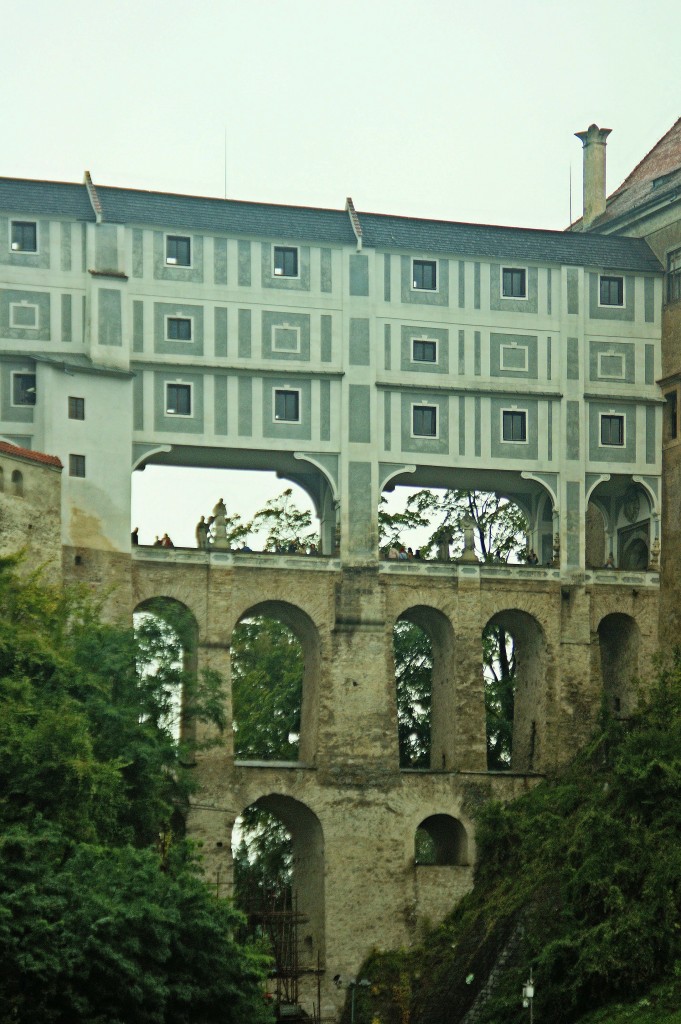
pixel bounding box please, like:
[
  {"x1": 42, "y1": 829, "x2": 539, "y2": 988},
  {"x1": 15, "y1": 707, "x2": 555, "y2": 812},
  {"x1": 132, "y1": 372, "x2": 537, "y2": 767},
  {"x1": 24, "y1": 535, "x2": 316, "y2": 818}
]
[
  {"x1": 347, "y1": 651, "x2": 681, "y2": 1024},
  {"x1": 0, "y1": 557, "x2": 272, "y2": 1024}
]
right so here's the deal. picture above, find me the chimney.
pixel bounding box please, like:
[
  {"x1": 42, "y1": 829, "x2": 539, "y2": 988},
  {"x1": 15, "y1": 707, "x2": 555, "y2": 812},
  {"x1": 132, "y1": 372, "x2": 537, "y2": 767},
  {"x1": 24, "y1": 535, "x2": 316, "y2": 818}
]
[{"x1": 575, "y1": 124, "x2": 611, "y2": 229}]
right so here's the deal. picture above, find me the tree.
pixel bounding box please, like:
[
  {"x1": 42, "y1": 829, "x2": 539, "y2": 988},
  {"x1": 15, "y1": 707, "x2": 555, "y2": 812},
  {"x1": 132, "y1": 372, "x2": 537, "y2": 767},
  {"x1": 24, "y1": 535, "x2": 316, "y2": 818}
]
[
  {"x1": 252, "y1": 488, "x2": 317, "y2": 551},
  {"x1": 394, "y1": 621, "x2": 432, "y2": 768}
]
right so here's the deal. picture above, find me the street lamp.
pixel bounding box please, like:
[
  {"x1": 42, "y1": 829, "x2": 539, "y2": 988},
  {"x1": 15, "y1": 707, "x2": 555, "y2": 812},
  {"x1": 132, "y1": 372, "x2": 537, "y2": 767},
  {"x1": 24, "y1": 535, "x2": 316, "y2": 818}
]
[
  {"x1": 349, "y1": 978, "x2": 370, "y2": 1024},
  {"x1": 522, "y1": 968, "x2": 535, "y2": 1024}
]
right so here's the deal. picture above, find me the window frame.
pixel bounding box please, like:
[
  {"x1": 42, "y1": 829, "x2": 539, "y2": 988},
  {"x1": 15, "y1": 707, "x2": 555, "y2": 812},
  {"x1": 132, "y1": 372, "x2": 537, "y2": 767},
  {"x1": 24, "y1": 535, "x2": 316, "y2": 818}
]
[
  {"x1": 272, "y1": 324, "x2": 302, "y2": 354},
  {"x1": 165, "y1": 234, "x2": 192, "y2": 267},
  {"x1": 600, "y1": 412, "x2": 625, "y2": 447},
  {"x1": 9, "y1": 301, "x2": 39, "y2": 330},
  {"x1": 599, "y1": 274, "x2": 625, "y2": 308},
  {"x1": 165, "y1": 381, "x2": 193, "y2": 418},
  {"x1": 273, "y1": 387, "x2": 301, "y2": 423},
  {"x1": 411, "y1": 337, "x2": 439, "y2": 365},
  {"x1": 10, "y1": 220, "x2": 37, "y2": 253},
  {"x1": 68, "y1": 396, "x2": 85, "y2": 420},
  {"x1": 411, "y1": 258, "x2": 438, "y2": 292},
  {"x1": 597, "y1": 351, "x2": 625, "y2": 380},
  {"x1": 665, "y1": 390, "x2": 678, "y2": 442},
  {"x1": 500, "y1": 342, "x2": 529, "y2": 372},
  {"x1": 165, "y1": 315, "x2": 193, "y2": 342},
  {"x1": 501, "y1": 266, "x2": 528, "y2": 299},
  {"x1": 501, "y1": 408, "x2": 528, "y2": 444},
  {"x1": 667, "y1": 249, "x2": 681, "y2": 303},
  {"x1": 11, "y1": 372, "x2": 36, "y2": 407},
  {"x1": 411, "y1": 402, "x2": 439, "y2": 438},
  {"x1": 69, "y1": 454, "x2": 86, "y2": 478},
  {"x1": 272, "y1": 245, "x2": 299, "y2": 279}
]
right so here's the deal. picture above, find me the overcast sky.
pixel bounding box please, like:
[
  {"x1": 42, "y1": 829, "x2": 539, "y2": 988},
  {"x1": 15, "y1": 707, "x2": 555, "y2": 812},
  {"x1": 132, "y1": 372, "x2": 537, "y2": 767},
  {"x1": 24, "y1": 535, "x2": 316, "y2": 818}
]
[{"x1": 4, "y1": 0, "x2": 679, "y2": 545}]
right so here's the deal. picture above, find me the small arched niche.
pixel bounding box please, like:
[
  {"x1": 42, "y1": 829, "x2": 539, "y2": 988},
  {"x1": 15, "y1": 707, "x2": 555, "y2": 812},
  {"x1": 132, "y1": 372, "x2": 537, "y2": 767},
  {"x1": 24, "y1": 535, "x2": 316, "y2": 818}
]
[
  {"x1": 598, "y1": 613, "x2": 640, "y2": 717},
  {"x1": 415, "y1": 814, "x2": 468, "y2": 866},
  {"x1": 11, "y1": 470, "x2": 23, "y2": 497}
]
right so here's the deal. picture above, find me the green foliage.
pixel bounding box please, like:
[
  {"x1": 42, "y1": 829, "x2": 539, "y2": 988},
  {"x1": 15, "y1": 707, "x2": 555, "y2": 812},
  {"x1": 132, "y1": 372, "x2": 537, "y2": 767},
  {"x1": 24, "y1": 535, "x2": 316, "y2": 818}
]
[
  {"x1": 393, "y1": 621, "x2": 432, "y2": 768},
  {"x1": 252, "y1": 487, "x2": 317, "y2": 551}
]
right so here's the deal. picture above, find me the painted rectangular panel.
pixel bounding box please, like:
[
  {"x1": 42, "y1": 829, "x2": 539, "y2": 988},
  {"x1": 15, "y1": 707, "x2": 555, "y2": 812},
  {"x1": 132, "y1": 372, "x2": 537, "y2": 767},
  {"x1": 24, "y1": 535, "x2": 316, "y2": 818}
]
[
  {"x1": 384, "y1": 254, "x2": 391, "y2": 301},
  {"x1": 261, "y1": 244, "x2": 311, "y2": 291},
  {"x1": 489, "y1": 333, "x2": 538, "y2": 379},
  {"x1": 321, "y1": 315, "x2": 332, "y2": 363},
  {"x1": 133, "y1": 373, "x2": 144, "y2": 430},
  {"x1": 98, "y1": 288, "x2": 122, "y2": 346},
  {"x1": 153, "y1": 372, "x2": 204, "y2": 433},
  {"x1": 320, "y1": 379, "x2": 331, "y2": 441},
  {"x1": 215, "y1": 307, "x2": 228, "y2": 357},
  {"x1": 644, "y1": 277, "x2": 655, "y2": 322},
  {"x1": 474, "y1": 262, "x2": 480, "y2": 309},
  {"x1": 132, "y1": 229, "x2": 143, "y2": 278},
  {"x1": 0, "y1": 289, "x2": 51, "y2": 342},
  {"x1": 547, "y1": 336, "x2": 552, "y2": 380},
  {"x1": 646, "y1": 406, "x2": 656, "y2": 464},
  {"x1": 458, "y1": 261, "x2": 465, "y2": 308},
  {"x1": 61, "y1": 294, "x2": 72, "y2": 343},
  {"x1": 588, "y1": 341, "x2": 634, "y2": 383},
  {"x1": 214, "y1": 375, "x2": 228, "y2": 434},
  {"x1": 474, "y1": 331, "x2": 481, "y2": 376},
  {"x1": 214, "y1": 238, "x2": 228, "y2": 285},
  {"x1": 238, "y1": 309, "x2": 251, "y2": 358},
  {"x1": 262, "y1": 379, "x2": 312, "y2": 440},
  {"x1": 95, "y1": 225, "x2": 118, "y2": 273},
  {"x1": 153, "y1": 302, "x2": 204, "y2": 356},
  {"x1": 384, "y1": 323, "x2": 391, "y2": 371},
  {"x1": 60, "y1": 222, "x2": 71, "y2": 272},
  {"x1": 458, "y1": 330, "x2": 465, "y2": 375},
  {"x1": 489, "y1": 264, "x2": 539, "y2": 314},
  {"x1": 321, "y1": 248, "x2": 332, "y2": 293},
  {"x1": 349, "y1": 254, "x2": 369, "y2": 296},
  {"x1": 474, "y1": 397, "x2": 481, "y2": 456},
  {"x1": 349, "y1": 318, "x2": 370, "y2": 366},
  {"x1": 348, "y1": 461, "x2": 374, "y2": 558},
  {"x1": 262, "y1": 310, "x2": 311, "y2": 361},
  {"x1": 645, "y1": 345, "x2": 654, "y2": 385},
  {"x1": 489, "y1": 398, "x2": 539, "y2": 460},
  {"x1": 384, "y1": 391, "x2": 391, "y2": 450},
  {"x1": 81, "y1": 224, "x2": 87, "y2": 273},
  {"x1": 588, "y1": 272, "x2": 635, "y2": 321},
  {"x1": 566, "y1": 481, "x2": 581, "y2": 568},
  {"x1": 567, "y1": 337, "x2": 579, "y2": 380},
  {"x1": 133, "y1": 300, "x2": 144, "y2": 353},
  {"x1": 400, "y1": 325, "x2": 449, "y2": 374},
  {"x1": 567, "y1": 268, "x2": 579, "y2": 314},
  {"x1": 400, "y1": 256, "x2": 449, "y2": 306},
  {"x1": 238, "y1": 240, "x2": 251, "y2": 286},
  {"x1": 238, "y1": 376, "x2": 252, "y2": 436},
  {"x1": 459, "y1": 398, "x2": 466, "y2": 455},
  {"x1": 587, "y1": 403, "x2": 636, "y2": 463},
  {"x1": 400, "y1": 393, "x2": 449, "y2": 455},
  {"x1": 349, "y1": 384, "x2": 371, "y2": 442},
  {"x1": 82, "y1": 295, "x2": 86, "y2": 343},
  {"x1": 566, "y1": 401, "x2": 580, "y2": 459},
  {"x1": 546, "y1": 268, "x2": 552, "y2": 315},
  {"x1": 548, "y1": 401, "x2": 553, "y2": 460}
]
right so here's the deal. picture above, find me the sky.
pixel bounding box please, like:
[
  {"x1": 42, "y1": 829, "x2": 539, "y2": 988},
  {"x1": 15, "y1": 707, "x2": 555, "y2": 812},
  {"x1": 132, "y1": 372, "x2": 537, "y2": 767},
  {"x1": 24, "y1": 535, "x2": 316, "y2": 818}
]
[{"x1": 4, "y1": 0, "x2": 680, "y2": 546}]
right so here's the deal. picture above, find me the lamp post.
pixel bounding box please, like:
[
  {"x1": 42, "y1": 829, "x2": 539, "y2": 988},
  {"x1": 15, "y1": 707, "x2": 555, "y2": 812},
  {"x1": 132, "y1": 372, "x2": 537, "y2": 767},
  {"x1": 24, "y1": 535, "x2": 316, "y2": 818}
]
[
  {"x1": 522, "y1": 968, "x2": 535, "y2": 1024},
  {"x1": 349, "y1": 978, "x2": 370, "y2": 1024}
]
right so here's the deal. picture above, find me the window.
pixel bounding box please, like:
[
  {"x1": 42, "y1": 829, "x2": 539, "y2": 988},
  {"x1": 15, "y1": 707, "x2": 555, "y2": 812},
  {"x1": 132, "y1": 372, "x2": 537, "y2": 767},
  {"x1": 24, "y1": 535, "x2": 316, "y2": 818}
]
[
  {"x1": 11, "y1": 221, "x2": 37, "y2": 253},
  {"x1": 274, "y1": 389, "x2": 300, "y2": 422},
  {"x1": 412, "y1": 338, "x2": 437, "y2": 363},
  {"x1": 667, "y1": 250, "x2": 681, "y2": 303},
  {"x1": 12, "y1": 373, "x2": 36, "y2": 406},
  {"x1": 502, "y1": 267, "x2": 527, "y2": 298},
  {"x1": 412, "y1": 259, "x2": 437, "y2": 291},
  {"x1": 601, "y1": 414, "x2": 625, "y2": 446},
  {"x1": 68, "y1": 396, "x2": 85, "y2": 420},
  {"x1": 502, "y1": 410, "x2": 527, "y2": 443},
  {"x1": 665, "y1": 391, "x2": 678, "y2": 441},
  {"x1": 166, "y1": 316, "x2": 192, "y2": 341},
  {"x1": 166, "y1": 235, "x2": 191, "y2": 266},
  {"x1": 166, "y1": 383, "x2": 192, "y2": 416},
  {"x1": 273, "y1": 246, "x2": 299, "y2": 277},
  {"x1": 412, "y1": 404, "x2": 438, "y2": 437},
  {"x1": 599, "y1": 275, "x2": 624, "y2": 306},
  {"x1": 69, "y1": 454, "x2": 86, "y2": 477},
  {"x1": 10, "y1": 302, "x2": 38, "y2": 329}
]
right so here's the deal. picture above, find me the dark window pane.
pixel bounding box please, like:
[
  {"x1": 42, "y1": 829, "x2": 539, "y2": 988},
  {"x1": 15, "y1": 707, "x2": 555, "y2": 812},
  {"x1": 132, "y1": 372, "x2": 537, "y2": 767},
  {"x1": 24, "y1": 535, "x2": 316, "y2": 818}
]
[
  {"x1": 413, "y1": 406, "x2": 437, "y2": 436},
  {"x1": 413, "y1": 340, "x2": 437, "y2": 362},
  {"x1": 413, "y1": 260, "x2": 437, "y2": 290},
  {"x1": 68, "y1": 397, "x2": 85, "y2": 420},
  {"x1": 601, "y1": 415, "x2": 624, "y2": 446},
  {"x1": 166, "y1": 384, "x2": 191, "y2": 416},
  {"x1": 167, "y1": 317, "x2": 192, "y2": 341},
  {"x1": 11, "y1": 221, "x2": 37, "y2": 252},
  {"x1": 13, "y1": 374, "x2": 36, "y2": 406},
  {"x1": 69, "y1": 454, "x2": 86, "y2": 477},
  {"x1": 274, "y1": 246, "x2": 298, "y2": 277},
  {"x1": 274, "y1": 389, "x2": 300, "y2": 421},
  {"x1": 166, "y1": 235, "x2": 191, "y2": 266},
  {"x1": 666, "y1": 392, "x2": 678, "y2": 441},
  {"x1": 503, "y1": 410, "x2": 527, "y2": 442},
  {"x1": 600, "y1": 276, "x2": 624, "y2": 306},
  {"x1": 502, "y1": 268, "x2": 526, "y2": 297}
]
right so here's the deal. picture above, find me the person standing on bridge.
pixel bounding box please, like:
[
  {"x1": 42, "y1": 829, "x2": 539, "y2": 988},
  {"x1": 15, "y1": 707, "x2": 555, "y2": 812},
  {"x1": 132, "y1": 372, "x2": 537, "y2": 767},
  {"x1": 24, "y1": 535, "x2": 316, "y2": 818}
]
[{"x1": 195, "y1": 516, "x2": 209, "y2": 549}]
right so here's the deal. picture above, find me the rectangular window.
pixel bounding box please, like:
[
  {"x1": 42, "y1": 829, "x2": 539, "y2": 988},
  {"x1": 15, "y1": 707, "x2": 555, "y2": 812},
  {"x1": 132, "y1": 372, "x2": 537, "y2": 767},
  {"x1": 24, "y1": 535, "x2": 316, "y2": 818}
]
[
  {"x1": 412, "y1": 338, "x2": 437, "y2": 363},
  {"x1": 412, "y1": 259, "x2": 437, "y2": 291},
  {"x1": 667, "y1": 250, "x2": 681, "y2": 303},
  {"x1": 166, "y1": 316, "x2": 192, "y2": 341},
  {"x1": 68, "y1": 396, "x2": 85, "y2": 420},
  {"x1": 665, "y1": 391, "x2": 678, "y2": 441},
  {"x1": 166, "y1": 383, "x2": 192, "y2": 416},
  {"x1": 69, "y1": 454, "x2": 86, "y2": 477},
  {"x1": 11, "y1": 221, "x2": 37, "y2": 253},
  {"x1": 274, "y1": 389, "x2": 300, "y2": 422},
  {"x1": 412, "y1": 404, "x2": 437, "y2": 437},
  {"x1": 272, "y1": 325, "x2": 301, "y2": 353},
  {"x1": 599, "y1": 275, "x2": 624, "y2": 306},
  {"x1": 502, "y1": 410, "x2": 527, "y2": 443},
  {"x1": 601, "y1": 413, "x2": 625, "y2": 446},
  {"x1": 166, "y1": 235, "x2": 191, "y2": 266},
  {"x1": 502, "y1": 267, "x2": 527, "y2": 298},
  {"x1": 12, "y1": 373, "x2": 36, "y2": 406},
  {"x1": 273, "y1": 246, "x2": 299, "y2": 277},
  {"x1": 9, "y1": 302, "x2": 38, "y2": 329}
]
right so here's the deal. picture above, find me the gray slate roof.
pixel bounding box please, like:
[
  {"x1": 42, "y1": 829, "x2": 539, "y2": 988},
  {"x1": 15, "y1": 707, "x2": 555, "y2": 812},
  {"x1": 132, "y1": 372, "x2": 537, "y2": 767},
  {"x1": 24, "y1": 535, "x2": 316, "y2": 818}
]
[{"x1": 0, "y1": 176, "x2": 662, "y2": 273}]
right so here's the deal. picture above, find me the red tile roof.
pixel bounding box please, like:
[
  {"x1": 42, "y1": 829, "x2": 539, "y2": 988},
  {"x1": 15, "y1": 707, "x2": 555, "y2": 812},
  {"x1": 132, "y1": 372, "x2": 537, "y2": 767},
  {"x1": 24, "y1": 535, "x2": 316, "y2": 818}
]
[{"x1": 0, "y1": 441, "x2": 62, "y2": 469}]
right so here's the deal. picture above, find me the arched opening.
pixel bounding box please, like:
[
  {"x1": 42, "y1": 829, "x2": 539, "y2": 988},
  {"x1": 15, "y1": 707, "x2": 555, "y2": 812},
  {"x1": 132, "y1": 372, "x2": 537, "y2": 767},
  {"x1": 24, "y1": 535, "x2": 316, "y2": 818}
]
[
  {"x1": 231, "y1": 601, "x2": 320, "y2": 764},
  {"x1": 11, "y1": 470, "x2": 23, "y2": 497},
  {"x1": 483, "y1": 609, "x2": 547, "y2": 772},
  {"x1": 588, "y1": 480, "x2": 654, "y2": 570},
  {"x1": 395, "y1": 606, "x2": 455, "y2": 770},
  {"x1": 620, "y1": 535, "x2": 649, "y2": 570},
  {"x1": 415, "y1": 814, "x2": 468, "y2": 865},
  {"x1": 232, "y1": 795, "x2": 324, "y2": 1015},
  {"x1": 133, "y1": 597, "x2": 199, "y2": 746},
  {"x1": 598, "y1": 613, "x2": 640, "y2": 717}
]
